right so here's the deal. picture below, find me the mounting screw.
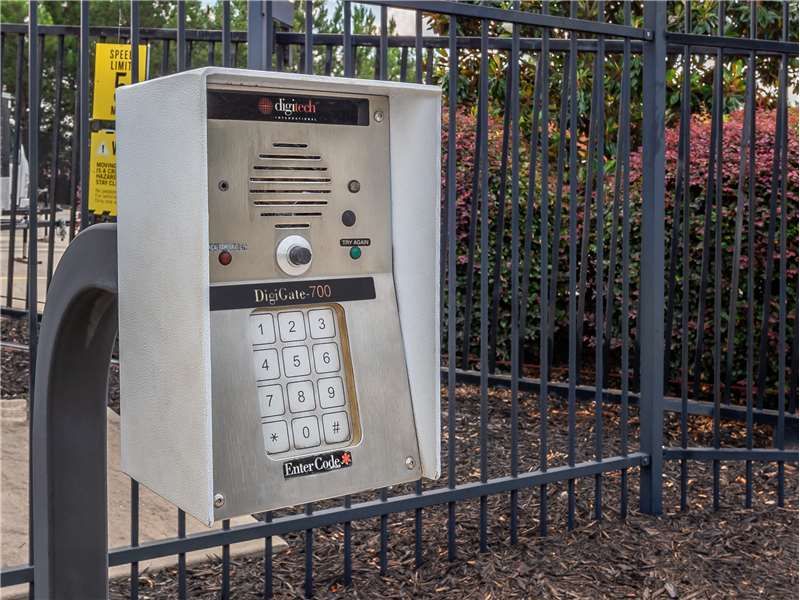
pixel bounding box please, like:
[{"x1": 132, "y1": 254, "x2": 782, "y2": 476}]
[
  {"x1": 405, "y1": 456, "x2": 415, "y2": 470},
  {"x1": 641, "y1": 456, "x2": 651, "y2": 467},
  {"x1": 218, "y1": 180, "x2": 229, "y2": 192},
  {"x1": 214, "y1": 493, "x2": 225, "y2": 508},
  {"x1": 373, "y1": 110, "x2": 384, "y2": 123}
]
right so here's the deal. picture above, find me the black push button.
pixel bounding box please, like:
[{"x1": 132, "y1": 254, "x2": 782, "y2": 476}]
[
  {"x1": 289, "y1": 246, "x2": 312, "y2": 266},
  {"x1": 341, "y1": 210, "x2": 356, "y2": 227}
]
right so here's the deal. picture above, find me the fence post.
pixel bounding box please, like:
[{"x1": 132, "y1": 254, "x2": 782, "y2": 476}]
[
  {"x1": 638, "y1": 0, "x2": 666, "y2": 515},
  {"x1": 247, "y1": 1, "x2": 267, "y2": 70}
]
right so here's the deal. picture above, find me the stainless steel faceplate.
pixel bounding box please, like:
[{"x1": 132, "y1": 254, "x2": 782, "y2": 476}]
[{"x1": 206, "y1": 86, "x2": 421, "y2": 518}]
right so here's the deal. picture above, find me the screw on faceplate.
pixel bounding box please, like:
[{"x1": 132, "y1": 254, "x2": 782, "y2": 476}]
[
  {"x1": 218, "y1": 180, "x2": 229, "y2": 192},
  {"x1": 373, "y1": 110, "x2": 384, "y2": 123},
  {"x1": 214, "y1": 493, "x2": 225, "y2": 508},
  {"x1": 405, "y1": 456, "x2": 415, "y2": 470}
]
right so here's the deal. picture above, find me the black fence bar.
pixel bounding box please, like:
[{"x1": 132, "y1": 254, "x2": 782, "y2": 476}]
[
  {"x1": 263, "y1": 511, "x2": 274, "y2": 598},
  {"x1": 177, "y1": 2, "x2": 186, "y2": 71},
  {"x1": 79, "y1": 2, "x2": 89, "y2": 230},
  {"x1": 130, "y1": 480, "x2": 139, "y2": 600},
  {"x1": 776, "y1": 0, "x2": 790, "y2": 507},
  {"x1": 592, "y1": 0, "x2": 606, "y2": 522},
  {"x1": 665, "y1": 31, "x2": 798, "y2": 54},
  {"x1": 445, "y1": 12, "x2": 458, "y2": 563},
  {"x1": 343, "y1": 1, "x2": 353, "y2": 78},
  {"x1": 478, "y1": 16, "x2": 489, "y2": 555},
  {"x1": 45, "y1": 34, "x2": 64, "y2": 289},
  {"x1": 222, "y1": 1, "x2": 231, "y2": 67},
  {"x1": 539, "y1": 0, "x2": 551, "y2": 535},
  {"x1": 711, "y1": 1, "x2": 724, "y2": 512},
  {"x1": 679, "y1": 0, "x2": 692, "y2": 512},
  {"x1": 221, "y1": 519, "x2": 231, "y2": 599},
  {"x1": 177, "y1": 509, "x2": 186, "y2": 600},
  {"x1": 663, "y1": 448, "x2": 799, "y2": 462},
  {"x1": 566, "y1": 0, "x2": 578, "y2": 531},
  {"x1": 304, "y1": 0, "x2": 312, "y2": 75},
  {"x1": 363, "y1": 0, "x2": 652, "y2": 40},
  {"x1": 744, "y1": 1, "x2": 757, "y2": 510},
  {"x1": 618, "y1": 0, "x2": 632, "y2": 520},
  {"x1": 5, "y1": 33, "x2": 24, "y2": 307},
  {"x1": 508, "y1": 2, "x2": 520, "y2": 545}
]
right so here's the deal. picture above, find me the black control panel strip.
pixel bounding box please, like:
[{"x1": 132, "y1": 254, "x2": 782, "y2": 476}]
[{"x1": 209, "y1": 277, "x2": 376, "y2": 311}]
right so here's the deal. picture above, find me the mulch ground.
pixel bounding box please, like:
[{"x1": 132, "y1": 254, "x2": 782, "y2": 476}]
[{"x1": 2, "y1": 316, "x2": 798, "y2": 598}]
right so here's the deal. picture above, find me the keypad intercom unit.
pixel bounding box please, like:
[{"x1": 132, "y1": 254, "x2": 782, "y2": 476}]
[{"x1": 116, "y1": 68, "x2": 441, "y2": 525}]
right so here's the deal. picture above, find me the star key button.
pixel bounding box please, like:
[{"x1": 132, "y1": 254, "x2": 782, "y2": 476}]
[{"x1": 262, "y1": 420, "x2": 289, "y2": 454}]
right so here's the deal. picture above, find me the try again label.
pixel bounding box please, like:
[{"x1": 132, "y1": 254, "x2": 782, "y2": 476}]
[{"x1": 283, "y1": 450, "x2": 353, "y2": 479}]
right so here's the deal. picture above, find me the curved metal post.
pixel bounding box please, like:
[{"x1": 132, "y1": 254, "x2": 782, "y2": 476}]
[{"x1": 32, "y1": 224, "x2": 118, "y2": 599}]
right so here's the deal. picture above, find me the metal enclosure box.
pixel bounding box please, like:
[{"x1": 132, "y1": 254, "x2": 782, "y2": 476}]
[{"x1": 116, "y1": 68, "x2": 441, "y2": 525}]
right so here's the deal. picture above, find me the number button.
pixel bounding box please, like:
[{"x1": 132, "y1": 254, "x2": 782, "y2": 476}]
[
  {"x1": 278, "y1": 311, "x2": 307, "y2": 342},
  {"x1": 282, "y1": 345, "x2": 311, "y2": 378},
  {"x1": 308, "y1": 308, "x2": 335, "y2": 339},
  {"x1": 291, "y1": 416, "x2": 321, "y2": 449},
  {"x1": 253, "y1": 348, "x2": 280, "y2": 381},
  {"x1": 322, "y1": 412, "x2": 350, "y2": 444},
  {"x1": 318, "y1": 376, "x2": 345, "y2": 409},
  {"x1": 312, "y1": 343, "x2": 340, "y2": 374},
  {"x1": 258, "y1": 384, "x2": 285, "y2": 417},
  {"x1": 287, "y1": 380, "x2": 316, "y2": 413},
  {"x1": 250, "y1": 313, "x2": 276, "y2": 345},
  {"x1": 262, "y1": 421, "x2": 290, "y2": 454}
]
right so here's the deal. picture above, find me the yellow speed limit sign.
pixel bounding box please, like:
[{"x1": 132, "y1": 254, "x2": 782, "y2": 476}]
[
  {"x1": 92, "y1": 43, "x2": 148, "y2": 121},
  {"x1": 88, "y1": 130, "x2": 118, "y2": 216}
]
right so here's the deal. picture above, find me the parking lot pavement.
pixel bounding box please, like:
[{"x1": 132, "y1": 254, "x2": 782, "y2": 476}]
[{"x1": 0, "y1": 210, "x2": 72, "y2": 312}]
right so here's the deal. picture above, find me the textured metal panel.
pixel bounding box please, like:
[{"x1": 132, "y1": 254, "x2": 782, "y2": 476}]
[
  {"x1": 210, "y1": 273, "x2": 420, "y2": 518},
  {"x1": 117, "y1": 70, "x2": 215, "y2": 524}
]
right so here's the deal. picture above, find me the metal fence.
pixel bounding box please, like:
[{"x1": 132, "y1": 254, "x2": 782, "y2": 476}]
[{"x1": 0, "y1": 1, "x2": 798, "y2": 597}]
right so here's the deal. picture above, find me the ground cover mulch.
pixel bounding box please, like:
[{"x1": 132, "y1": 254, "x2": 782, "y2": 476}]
[
  {"x1": 106, "y1": 381, "x2": 796, "y2": 600},
  {"x1": 2, "y1": 316, "x2": 798, "y2": 598}
]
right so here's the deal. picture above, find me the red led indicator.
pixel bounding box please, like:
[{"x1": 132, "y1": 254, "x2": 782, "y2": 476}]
[
  {"x1": 258, "y1": 97, "x2": 273, "y2": 115},
  {"x1": 218, "y1": 250, "x2": 232, "y2": 266}
]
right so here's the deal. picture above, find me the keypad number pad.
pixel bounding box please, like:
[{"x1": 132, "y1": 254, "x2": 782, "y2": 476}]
[{"x1": 251, "y1": 305, "x2": 357, "y2": 457}]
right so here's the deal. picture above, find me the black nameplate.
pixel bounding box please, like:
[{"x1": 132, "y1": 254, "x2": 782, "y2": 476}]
[
  {"x1": 207, "y1": 91, "x2": 369, "y2": 126},
  {"x1": 209, "y1": 277, "x2": 376, "y2": 311},
  {"x1": 283, "y1": 450, "x2": 352, "y2": 479}
]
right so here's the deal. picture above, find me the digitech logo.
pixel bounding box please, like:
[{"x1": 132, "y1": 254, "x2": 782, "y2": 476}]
[
  {"x1": 259, "y1": 96, "x2": 319, "y2": 118},
  {"x1": 283, "y1": 450, "x2": 352, "y2": 479}
]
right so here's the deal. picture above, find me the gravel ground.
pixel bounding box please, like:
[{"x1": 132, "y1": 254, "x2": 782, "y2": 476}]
[{"x1": 2, "y1": 317, "x2": 797, "y2": 599}]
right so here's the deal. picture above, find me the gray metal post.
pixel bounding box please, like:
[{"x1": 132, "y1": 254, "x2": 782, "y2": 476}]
[
  {"x1": 638, "y1": 1, "x2": 666, "y2": 515},
  {"x1": 247, "y1": 0, "x2": 267, "y2": 70},
  {"x1": 32, "y1": 224, "x2": 119, "y2": 599}
]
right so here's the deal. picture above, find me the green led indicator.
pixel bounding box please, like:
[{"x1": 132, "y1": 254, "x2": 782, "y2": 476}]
[{"x1": 349, "y1": 246, "x2": 362, "y2": 260}]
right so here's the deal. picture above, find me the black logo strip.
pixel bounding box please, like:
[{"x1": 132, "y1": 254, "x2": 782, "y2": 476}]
[
  {"x1": 207, "y1": 91, "x2": 369, "y2": 126},
  {"x1": 209, "y1": 277, "x2": 376, "y2": 311},
  {"x1": 283, "y1": 450, "x2": 353, "y2": 479}
]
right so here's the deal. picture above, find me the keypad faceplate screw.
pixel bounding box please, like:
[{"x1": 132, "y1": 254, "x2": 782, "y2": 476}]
[
  {"x1": 214, "y1": 493, "x2": 225, "y2": 508},
  {"x1": 405, "y1": 456, "x2": 415, "y2": 470}
]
